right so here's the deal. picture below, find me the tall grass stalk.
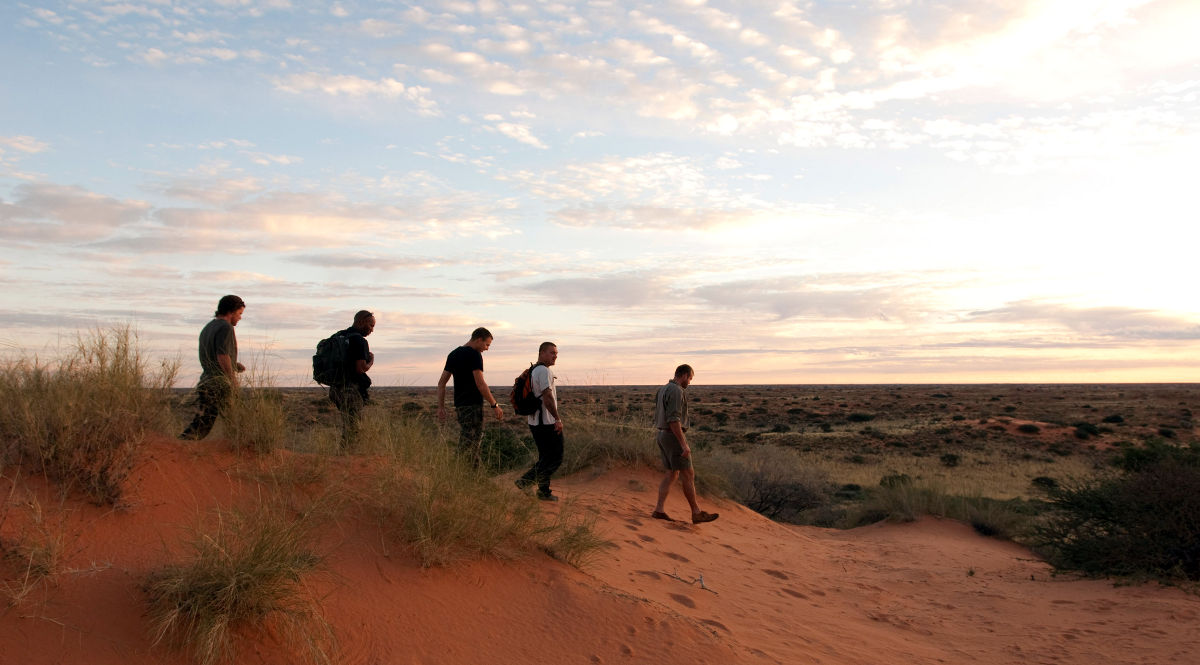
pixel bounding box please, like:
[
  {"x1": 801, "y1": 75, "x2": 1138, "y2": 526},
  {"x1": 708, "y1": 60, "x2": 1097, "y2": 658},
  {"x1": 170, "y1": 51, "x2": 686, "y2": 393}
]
[
  {"x1": 144, "y1": 502, "x2": 332, "y2": 665},
  {"x1": 0, "y1": 327, "x2": 178, "y2": 504},
  {"x1": 358, "y1": 412, "x2": 608, "y2": 568},
  {"x1": 223, "y1": 362, "x2": 287, "y2": 454}
]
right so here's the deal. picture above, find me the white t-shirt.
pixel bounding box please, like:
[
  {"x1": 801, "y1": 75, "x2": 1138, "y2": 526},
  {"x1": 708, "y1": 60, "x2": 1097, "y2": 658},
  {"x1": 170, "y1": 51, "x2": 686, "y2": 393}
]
[{"x1": 527, "y1": 364, "x2": 558, "y2": 426}]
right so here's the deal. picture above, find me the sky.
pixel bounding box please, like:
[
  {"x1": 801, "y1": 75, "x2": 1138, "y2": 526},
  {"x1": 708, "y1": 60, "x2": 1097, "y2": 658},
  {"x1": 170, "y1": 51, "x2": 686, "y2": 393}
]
[{"x1": 2, "y1": 0, "x2": 1199, "y2": 386}]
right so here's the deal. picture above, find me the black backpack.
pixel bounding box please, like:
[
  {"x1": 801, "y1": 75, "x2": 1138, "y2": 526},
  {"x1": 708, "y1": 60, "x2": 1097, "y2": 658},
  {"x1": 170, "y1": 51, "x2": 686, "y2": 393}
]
[
  {"x1": 510, "y1": 363, "x2": 544, "y2": 416},
  {"x1": 312, "y1": 332, "x2": 350, "y2": 386}
]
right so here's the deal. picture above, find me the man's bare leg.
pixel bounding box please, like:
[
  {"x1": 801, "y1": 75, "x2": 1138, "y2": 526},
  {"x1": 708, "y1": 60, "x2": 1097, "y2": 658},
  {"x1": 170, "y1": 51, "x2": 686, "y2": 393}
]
[
  {"x1": 680, "y1": 467, "x2": 702, "y2": 516},
  {"x1": 655, "y1": 470, "x2": 678, "y2": 514}
]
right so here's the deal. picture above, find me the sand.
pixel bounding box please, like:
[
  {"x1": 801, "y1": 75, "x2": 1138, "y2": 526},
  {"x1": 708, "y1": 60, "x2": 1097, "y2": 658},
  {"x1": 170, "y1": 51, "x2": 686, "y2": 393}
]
[{"x1": 2, "y1": 439, "x2": 1197, "y2": 665}]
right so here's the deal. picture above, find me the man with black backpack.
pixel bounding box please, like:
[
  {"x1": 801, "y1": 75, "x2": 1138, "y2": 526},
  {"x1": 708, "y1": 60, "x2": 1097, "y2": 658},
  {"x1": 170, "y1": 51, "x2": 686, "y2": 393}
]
[
  {"x1": 513, "y1": 342, "x2": 562, "y2": 501},
  {"x1": 318, "y1": 310, "x2": 375, "y2": 446}
]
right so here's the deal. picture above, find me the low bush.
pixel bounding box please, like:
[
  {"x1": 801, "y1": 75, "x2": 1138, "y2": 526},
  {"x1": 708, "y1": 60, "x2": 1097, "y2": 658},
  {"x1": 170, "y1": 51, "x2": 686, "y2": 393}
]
[
  {"x1": 1016, "y1": 424, "x2": 1041, "y2": 434},
  {"x1": 0, "y1": 327, "x2": 177, "y2": 504},
  {"x1": 704, "y1": 446, "x2": 834, "y2": 523},
  {"x1": 479, "y1": 426, "x2": 532, "y2": 473},
  {"x1": 1034, "y1": 445, "x2": 1200, "y2": 580}
]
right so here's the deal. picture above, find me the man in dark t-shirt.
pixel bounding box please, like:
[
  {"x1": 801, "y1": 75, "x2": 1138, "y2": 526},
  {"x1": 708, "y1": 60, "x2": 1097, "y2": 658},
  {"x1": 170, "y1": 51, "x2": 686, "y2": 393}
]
[
  {"x1": 329, "y1": 310, "x2": 375, "y2": 446},
  {"x1": 437, "y1": 327, "x2": 504, "y2": 467},
  {"x1": 180, "y1": 295, "x2": 246, "y2": 440}
]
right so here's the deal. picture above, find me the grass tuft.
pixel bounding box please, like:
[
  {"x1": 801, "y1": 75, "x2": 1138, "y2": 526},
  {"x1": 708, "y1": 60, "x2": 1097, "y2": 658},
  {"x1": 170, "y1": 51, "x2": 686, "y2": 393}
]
[
  {"x1": 0, "y1": 326, "x2": 177, "y2": 504},
  {"x1": 143, "y1": 503, "x2": 332, "y2": 665}
]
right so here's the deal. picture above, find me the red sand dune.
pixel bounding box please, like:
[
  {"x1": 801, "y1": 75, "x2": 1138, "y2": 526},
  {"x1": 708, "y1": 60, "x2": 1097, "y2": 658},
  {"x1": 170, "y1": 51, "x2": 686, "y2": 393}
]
[{"x1": 3, "y1": 438, "x2": 1198, "y2": 665}]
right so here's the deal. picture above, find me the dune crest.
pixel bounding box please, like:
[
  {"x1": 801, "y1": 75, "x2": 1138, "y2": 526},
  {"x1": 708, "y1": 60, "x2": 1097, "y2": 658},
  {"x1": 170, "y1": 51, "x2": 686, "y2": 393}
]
[{"x1": 2, "y1": 439, "x2": 1197, "y2": 665}]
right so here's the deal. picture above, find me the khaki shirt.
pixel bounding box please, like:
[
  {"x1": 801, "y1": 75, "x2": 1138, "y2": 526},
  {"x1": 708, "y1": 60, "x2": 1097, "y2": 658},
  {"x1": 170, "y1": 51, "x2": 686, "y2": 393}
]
[{"x1": 653, "y1": 380, "x2": 688, "y2": 430}]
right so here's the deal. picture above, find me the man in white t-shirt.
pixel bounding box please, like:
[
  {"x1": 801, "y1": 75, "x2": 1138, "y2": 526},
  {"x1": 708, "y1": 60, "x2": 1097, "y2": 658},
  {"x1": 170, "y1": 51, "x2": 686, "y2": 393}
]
[{"x1": 514, "y1": 342, "x2": 563, "y2": 501}]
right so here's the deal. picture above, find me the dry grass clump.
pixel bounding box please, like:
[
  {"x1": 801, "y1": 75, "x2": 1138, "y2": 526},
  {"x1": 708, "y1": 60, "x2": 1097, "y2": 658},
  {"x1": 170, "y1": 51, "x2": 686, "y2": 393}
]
[
  {"x1": 703, "y1": 446, "x2": 834, "y2": 522},
  {"x1": 0, "y1": 487, "x2": 69, "y2": 607},
  {"x1": 143, "y1": 502, "x2": 332, "y2": 665},
  {"x1": 0, "y1": 327, "x2": 177, "y2": 504},
  {"x1": 223, "y1": 365, "x2": 287, "y2": 454},
  {"x1": 557, "y1": 414, "x2": 660, "y2": 476},
  {"x1": 356, "y1": 413, "x2": 609, "y2": 568}
]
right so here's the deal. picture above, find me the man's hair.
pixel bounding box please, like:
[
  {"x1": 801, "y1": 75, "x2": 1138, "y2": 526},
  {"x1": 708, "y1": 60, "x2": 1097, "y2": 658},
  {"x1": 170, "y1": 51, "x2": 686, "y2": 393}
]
[
  {"x1": 215, "y1": 294, "x2": 245, "y2": 316},
  {"x1": 470, "y1": 327, "x2": 493, "y2": 341},
  {"x1": 674, "y1": 363, "x2": 694, "y2": 378},
  {"x1": 538, "y1": 341, "x2": 556, "y2": 354},
  {"x1": 353, "y1": 310, "x2": 375, "y2": 326}
]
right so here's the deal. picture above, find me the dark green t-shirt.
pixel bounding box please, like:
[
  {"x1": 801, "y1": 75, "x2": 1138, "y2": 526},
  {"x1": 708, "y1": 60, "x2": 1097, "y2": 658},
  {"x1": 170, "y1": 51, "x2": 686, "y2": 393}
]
[{"x1": 198, "y1": 318, "x2": 237, "y2": 384}]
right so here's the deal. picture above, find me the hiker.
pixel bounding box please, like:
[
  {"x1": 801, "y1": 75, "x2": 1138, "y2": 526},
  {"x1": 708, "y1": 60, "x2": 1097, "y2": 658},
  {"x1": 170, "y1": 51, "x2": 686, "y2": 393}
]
[
  {"x1": 651, "y1": 364, "x2": 718, "y2": 524},
  {"x1": 437, "y1": 327, "x2": 504, "y2": 467},
  {"x1": 180, "y1": 295, "x2": 246, "y2": 440},
  {"x1": 514, "y1": 342, "x2": 563, "y2": 501},
  {"x1": 328, "y1": 310, "x2": 375, "y2": 444}
]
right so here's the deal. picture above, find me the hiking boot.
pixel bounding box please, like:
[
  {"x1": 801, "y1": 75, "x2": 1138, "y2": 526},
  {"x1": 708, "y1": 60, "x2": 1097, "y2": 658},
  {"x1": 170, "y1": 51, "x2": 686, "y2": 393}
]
[
  {"x1": 537, "y1": 490, "x2": 558, "y2": 502},
  {"x1": 651, "y1": 511, "x2": 673, "y2": 521},
  {"x1": 514, "y1": 477, "x2": 534, "y2": 490},
  {"x1": 692, "y1": 511, "x2": 719, "y2": 524}
]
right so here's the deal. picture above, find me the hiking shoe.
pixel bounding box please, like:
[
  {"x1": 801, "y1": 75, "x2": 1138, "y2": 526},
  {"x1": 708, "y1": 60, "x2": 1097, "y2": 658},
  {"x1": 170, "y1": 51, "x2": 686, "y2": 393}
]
[
  {"x1": 514, "y1": 478, "x2": 534, "y2": 490},
  {"x1": 537, "y1": 491, "x2": 558, "y2": 502},
  {"x1": 692, "y1": 511, "x2": 719, "y2": 524},
  {"x1": 651, "y1": 511, "x2": 673, "y2": 521}
]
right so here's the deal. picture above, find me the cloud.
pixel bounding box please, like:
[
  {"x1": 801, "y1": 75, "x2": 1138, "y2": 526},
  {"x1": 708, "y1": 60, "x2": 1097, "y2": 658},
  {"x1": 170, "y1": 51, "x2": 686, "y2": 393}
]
[
  {"x1": 288, "y1": 253, "x2": 454, "y2": 271},
  {"x1": 519, "y1": 273, "x2": 669, "y2": 307},
  {"x1": 274, "y1": 73, "x2": 441, "y2": 116},
  {"x1": 693, "y1": 278, "x2": 928, "y2": 321},
  {"x1": 0, "y1": 136, "x2": 50, "y2": 154},
  {"x1": 965, "y1": 301, "x2": 1200, "y2": 340},
  {"x1": 0, "y1": 184, "x2": 151, "y2": 243}
]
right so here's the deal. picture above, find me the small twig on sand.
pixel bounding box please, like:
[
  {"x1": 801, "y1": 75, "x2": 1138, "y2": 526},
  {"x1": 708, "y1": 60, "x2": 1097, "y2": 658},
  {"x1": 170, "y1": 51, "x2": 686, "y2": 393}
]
[{"x1": 665, "y1": 568, "x2": 718, "y2": 594}]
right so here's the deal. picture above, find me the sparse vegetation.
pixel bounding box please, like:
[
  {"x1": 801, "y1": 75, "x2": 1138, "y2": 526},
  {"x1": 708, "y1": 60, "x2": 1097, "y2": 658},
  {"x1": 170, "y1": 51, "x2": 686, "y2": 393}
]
[
  {"x1": 143, "y1": 503, "x2": 332, "y2": 665},
  {"x1": 0, "y1": 327, "x2": 178, "y2": 504},
  {"x1": 1034, "y1": 441, "x2": 1200, "y2": 581}
]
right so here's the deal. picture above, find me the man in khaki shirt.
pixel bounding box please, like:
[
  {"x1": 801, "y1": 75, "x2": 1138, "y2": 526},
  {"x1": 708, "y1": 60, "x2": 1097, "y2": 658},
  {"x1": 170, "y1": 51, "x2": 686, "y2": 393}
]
[{"x1": 651, "y1": 364, "x2": 718, "y2": 524}]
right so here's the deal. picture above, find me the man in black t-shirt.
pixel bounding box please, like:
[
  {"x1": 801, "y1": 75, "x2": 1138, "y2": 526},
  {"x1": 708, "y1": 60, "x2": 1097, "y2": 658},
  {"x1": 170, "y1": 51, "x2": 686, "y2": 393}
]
[
  {"x1": 181, "y1": 295, "x2": 246, "y2": 440},
  {"x1": 329, "y1": 310, "x2": 375, "y2": 446},
  {"x1": 437, "y1": 327, "x2": 504, "y2": 467}
]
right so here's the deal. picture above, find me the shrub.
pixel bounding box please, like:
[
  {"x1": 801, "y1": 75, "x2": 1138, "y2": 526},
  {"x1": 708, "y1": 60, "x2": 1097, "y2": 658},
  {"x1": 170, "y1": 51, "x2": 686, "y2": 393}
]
[
  {"x1": 847, "y1": 413, "x2": 875, "y2": 423},
  {"x1": 143, "y1": 504, "x2": 331, "y2": 665},
  {"x1": 1073, "y1": 422, "x2": 1100, "y2": 439},
  {"x1": 479, "y1": 426, "x2": 532, "y2": 473},
  {"x1": 224, "y1": 373, "x2": 287, "y2": 455},
  {"x1": 1034, "y1": 450, "x2": 1200, "y2": 580},
  {"x1": 0, "y1": 327, "x2": 177, "y2": 504},
  {"x1": 940, "y1": 453, "x2": 961, "y2": 468},
  {"x1": 1031, "y1": 476, "x2": 1059, "y2": 491},
  {"x1": 1102, "y1": 414, "x2": 1125, "y2": 424},
  {"x1": 1016, "y1": 424, "x2": 1041, "y2": 434},
  {"x1": 879, "y1": 473, "x2": 912, "y2": 488},
  {"x1": 705, "y1": 446, "x2": 833, "y2": 523}
]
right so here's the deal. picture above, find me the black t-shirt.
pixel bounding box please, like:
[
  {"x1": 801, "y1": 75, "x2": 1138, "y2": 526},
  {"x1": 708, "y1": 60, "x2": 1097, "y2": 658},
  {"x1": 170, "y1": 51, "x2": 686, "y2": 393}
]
[
  {"x1": 444, "y1": 345, "x2": 484, "y2": 407},
  {"x1": 338, "y1": 327, "x2": 371, "y2": 393}
]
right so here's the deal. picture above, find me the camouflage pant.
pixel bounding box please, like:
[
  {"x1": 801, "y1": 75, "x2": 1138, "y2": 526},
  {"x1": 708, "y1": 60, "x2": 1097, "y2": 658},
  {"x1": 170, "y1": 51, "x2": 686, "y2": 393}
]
[{"x1": 180, "y1": 379, "x2": 232, "y2": 441}]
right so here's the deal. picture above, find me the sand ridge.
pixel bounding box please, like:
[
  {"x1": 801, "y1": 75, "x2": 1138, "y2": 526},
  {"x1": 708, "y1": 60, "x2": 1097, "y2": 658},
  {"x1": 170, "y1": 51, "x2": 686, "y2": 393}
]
[{"x1": 2, "y1": 439, "x2": 1198, "y2": 664}]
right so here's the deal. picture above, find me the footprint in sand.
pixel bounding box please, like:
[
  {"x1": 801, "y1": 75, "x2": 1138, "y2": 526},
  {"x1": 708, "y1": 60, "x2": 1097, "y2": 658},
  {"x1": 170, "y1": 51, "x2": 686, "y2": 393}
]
[
  {"x1": 669, "y1": 593, "x2": 696, "y2": 608},
  {"x1": 637, "y1": 534, "x2": 656, "y2": 543},
  {"x1": 634, "y1": 570, "x2": 661, "y2": 580},
  {"x1": 624, "y1": 540, "x2": 644, "y2": 549},
  {"x1": 782, "y1": 588, "x2": 807, "y2": 599},
  {"x1": 763, "y1": 569, "x2": 789, "y2": 580},
  {"x1": 701, "y1": 619, "x2": 730, "y2": 633},
  {"x1": 664, "y1": 552, "x2": 691, "y2": 563},
  {"x1": 721, "y1": 543, "x2": 743, "y2": 554}
]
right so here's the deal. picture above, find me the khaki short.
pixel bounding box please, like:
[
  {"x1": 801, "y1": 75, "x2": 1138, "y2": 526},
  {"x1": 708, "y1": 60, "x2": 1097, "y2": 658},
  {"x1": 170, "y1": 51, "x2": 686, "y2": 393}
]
[{"x1": 656, "y1": 429, "x2": 692, "y2": 471}]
